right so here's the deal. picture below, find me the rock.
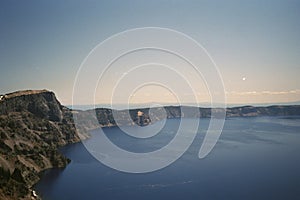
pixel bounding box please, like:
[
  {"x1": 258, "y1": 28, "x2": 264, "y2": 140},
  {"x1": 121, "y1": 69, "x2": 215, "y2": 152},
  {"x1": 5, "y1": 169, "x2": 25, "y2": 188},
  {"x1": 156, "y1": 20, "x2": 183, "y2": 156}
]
[{"x1": 0, "y1": 90, "x2": 80, "y2": 199}]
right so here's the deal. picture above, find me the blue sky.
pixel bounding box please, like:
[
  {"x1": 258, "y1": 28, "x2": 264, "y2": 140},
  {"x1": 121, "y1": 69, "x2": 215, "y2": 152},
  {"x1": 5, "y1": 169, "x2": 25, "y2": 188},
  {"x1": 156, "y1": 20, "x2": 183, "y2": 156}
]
[{"x1": 0, "y1": 0, "x2": 299, "y2": 105}]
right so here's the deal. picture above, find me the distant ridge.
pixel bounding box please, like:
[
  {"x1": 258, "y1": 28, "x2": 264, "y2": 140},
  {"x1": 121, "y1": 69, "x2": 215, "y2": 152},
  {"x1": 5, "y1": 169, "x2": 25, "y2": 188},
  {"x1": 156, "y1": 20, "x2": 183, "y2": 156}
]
[
  {"x1": 69, "y1": 101, "x2": 300, "y2": 111},
  {"x1": 87, "y1": 105, "x2": 300, "y2": 127}
]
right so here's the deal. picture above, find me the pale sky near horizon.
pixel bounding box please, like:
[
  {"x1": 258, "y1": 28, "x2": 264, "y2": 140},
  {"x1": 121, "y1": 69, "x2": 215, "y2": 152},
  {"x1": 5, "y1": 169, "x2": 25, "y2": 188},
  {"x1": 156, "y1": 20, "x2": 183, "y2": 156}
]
[{"x1": 0, "y1": 0, "x2": 299, "y2": 106}]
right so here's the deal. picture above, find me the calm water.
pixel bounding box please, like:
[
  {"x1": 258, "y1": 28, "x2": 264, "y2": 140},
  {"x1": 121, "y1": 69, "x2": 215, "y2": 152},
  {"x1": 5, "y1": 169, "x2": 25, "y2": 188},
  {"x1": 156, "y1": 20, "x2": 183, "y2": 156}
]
[{"x1": 35, "y1": 117, "x2": 300, "y2": 200}]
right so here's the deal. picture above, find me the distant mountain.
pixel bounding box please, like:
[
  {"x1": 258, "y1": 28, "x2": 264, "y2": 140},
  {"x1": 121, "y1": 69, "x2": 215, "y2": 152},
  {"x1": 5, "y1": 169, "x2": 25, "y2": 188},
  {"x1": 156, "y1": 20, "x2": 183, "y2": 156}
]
[
  {"x1": 68, "y1": 101, "x2": 300, "y2": 111},
  {"x1": 0, "y1": 90, "x2": 300, "y2": 199}
]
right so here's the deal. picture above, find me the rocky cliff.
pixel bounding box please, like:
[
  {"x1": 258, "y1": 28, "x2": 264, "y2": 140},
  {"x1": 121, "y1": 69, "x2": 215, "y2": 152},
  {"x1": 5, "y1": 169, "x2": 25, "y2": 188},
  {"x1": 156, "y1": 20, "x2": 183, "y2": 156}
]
[
  {"x1": 92, "y1": 105, "x2": 300, "y2": 127},
  {"x1": 1, "y1": 90, "x2": 300, "y2": 199},
  {"x1": 0, "y1": 90, "x2": 80, "y2": 200}
]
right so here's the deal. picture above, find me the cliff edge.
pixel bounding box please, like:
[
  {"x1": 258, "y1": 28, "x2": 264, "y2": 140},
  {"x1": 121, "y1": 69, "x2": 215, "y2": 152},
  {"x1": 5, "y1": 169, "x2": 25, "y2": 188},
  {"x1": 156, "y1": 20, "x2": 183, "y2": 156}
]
[
  {"x1": 1, "y1": 89, "x2": 300, "y2": 199},
  {"x1": 0, "y1": 90, "x2": 80, "y2": 199}
]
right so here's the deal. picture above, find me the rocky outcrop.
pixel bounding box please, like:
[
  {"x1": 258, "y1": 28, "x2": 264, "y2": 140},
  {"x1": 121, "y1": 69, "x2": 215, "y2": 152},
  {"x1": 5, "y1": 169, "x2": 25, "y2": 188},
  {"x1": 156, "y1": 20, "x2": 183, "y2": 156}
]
[
  {"x1": 0, "y1": 90, "x2": 63, "y2": 122},
  {"x1": 0, "y1": 90, "x2": 80, "y2": 199}
]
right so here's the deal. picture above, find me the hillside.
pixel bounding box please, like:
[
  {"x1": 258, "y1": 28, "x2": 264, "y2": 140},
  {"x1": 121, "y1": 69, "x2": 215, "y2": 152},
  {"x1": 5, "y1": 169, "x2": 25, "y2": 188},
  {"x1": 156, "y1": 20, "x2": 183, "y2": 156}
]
[
  {"x1": 0, "y1": 90, "x2": 80, "y2": 199},
  {"x1": 92, "y1": 105, "x2": 300, "y2": 127}
]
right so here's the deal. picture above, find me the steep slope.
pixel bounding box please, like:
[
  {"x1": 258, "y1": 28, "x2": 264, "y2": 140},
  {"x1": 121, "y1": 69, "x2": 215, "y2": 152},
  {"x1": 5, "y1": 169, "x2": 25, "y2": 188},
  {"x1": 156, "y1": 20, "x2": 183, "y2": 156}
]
[{"x1": 0, "y1": 90, "x2": 80, "y2": 199}]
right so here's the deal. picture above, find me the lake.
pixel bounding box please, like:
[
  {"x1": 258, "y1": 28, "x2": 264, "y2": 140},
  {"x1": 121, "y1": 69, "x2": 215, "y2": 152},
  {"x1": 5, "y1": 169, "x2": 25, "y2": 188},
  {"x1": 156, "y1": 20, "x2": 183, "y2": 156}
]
[{"x1": 35, "y1": 116, "x2": 300, "y2": 200}]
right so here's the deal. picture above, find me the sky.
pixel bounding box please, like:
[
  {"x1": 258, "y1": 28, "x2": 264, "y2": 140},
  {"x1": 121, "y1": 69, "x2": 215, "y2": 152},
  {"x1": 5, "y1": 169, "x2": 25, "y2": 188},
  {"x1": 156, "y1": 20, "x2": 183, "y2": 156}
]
[{"x1": 0, "y1": 0, "x2": 299, "y2": 106}]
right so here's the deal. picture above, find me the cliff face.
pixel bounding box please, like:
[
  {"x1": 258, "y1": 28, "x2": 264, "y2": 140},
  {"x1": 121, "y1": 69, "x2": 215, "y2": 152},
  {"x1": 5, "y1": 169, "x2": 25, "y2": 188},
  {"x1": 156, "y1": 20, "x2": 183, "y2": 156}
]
[
  {"x1": 93, "y1": 105, "x2": 300, "y2": 127},
  {"x1": 0, "y1": 90, "x2": 63, "y2": 122},
  {"x1": 94, "y1": 106, "x2": 204, "y2": 126},
  {"x1": 0, "y1": 90, "x2": 80, "y2": 200}
]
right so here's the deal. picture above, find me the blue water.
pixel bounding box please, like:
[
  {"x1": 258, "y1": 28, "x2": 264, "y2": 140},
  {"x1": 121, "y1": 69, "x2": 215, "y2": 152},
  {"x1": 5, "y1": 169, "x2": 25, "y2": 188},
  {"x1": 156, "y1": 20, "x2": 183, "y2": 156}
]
[{"x1": 35, "y1": 117, "x2": 300, "y2": 200}]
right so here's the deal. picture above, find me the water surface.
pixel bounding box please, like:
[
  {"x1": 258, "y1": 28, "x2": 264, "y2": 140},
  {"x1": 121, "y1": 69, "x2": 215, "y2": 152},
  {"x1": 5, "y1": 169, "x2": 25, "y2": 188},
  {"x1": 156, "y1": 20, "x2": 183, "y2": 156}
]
[{"x1": 35, "y1": 117, "x2": 300, "y2": 200}]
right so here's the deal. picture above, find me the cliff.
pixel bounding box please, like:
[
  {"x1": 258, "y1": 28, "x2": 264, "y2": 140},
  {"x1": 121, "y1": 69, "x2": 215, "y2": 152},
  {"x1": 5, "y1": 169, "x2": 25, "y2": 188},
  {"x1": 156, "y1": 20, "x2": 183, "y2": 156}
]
[
  {"x1": 1, "y1": 89, "x2": 300, "y2": 199},
  {"x1": 0, "y1": 90, "x2": 80, "y2": 200},
  {"x1": 93, "y1": 105, "x2": 300, "y2": 127}
]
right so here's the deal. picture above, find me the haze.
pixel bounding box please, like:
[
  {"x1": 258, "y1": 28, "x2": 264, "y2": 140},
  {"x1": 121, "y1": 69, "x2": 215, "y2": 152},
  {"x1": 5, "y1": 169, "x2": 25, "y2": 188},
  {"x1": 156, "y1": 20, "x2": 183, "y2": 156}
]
[{"x1": 0, "y1": 0, "x2": 299, "y2": 106}]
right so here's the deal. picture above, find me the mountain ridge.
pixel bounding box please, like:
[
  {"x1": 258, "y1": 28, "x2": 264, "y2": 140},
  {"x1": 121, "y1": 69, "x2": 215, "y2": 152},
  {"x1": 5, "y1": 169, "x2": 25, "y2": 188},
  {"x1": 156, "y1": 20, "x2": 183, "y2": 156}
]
[{"x1": 87, "y1": 105, "x2": 300, "y2": 127}]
